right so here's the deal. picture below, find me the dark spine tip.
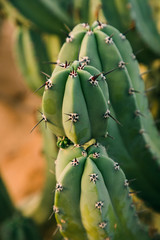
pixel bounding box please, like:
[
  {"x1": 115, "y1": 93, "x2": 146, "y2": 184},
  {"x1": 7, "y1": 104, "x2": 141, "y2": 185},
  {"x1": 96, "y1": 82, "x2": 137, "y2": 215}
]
[
  {"x1": 30, "y1": 118, "x2": 44, "y2": 133},
  {"x1": 135, "y1": 110, "x2": 145, "y2": 118},
  {"x1": 122, "y1": 26, "x2": 134, "y2": 36},
  {"x1": 108, "y1": 113, "x2": 122, "y2": 126},
  {"x1": 129, "y1": 88, "x2": 141, "y2": 95},
  {"x1": 34, "y1": 83, "x2": 46, "y2": 93},
  {"x1": 30, "y1": 111, "x2": 47, "y2": 133},
  {"x1": 106, "y1": 132, "x2": 114, "y2": 140},
  {"x1": 129, "y1": 190, "x2": 141, "y2": 195},
  {"x1": 103, "y1": 67, "x2": 119, "y2": 76},
  {"x1": 93, "y1": 73, "x2": 102, "y2": 80},
  {"x1": 40, "y1": 71, "x2": 51, "y2": 78}
]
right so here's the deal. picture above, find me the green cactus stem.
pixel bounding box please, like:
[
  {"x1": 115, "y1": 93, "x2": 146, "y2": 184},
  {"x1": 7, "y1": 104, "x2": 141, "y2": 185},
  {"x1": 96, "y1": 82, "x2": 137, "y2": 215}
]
[
  {"x1": 51, "y1": 21, "x2": 160, "y2": 211},
  {"x1": 54, "y1": 143, "x2": 150, "y2": 240},
  {"x1": 42, "y1": 60, "x2": 111, "y2": 145}
]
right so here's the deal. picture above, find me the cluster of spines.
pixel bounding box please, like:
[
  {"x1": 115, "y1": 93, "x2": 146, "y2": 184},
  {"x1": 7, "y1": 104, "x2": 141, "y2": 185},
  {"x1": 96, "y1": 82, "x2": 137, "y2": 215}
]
[
  {"x1": 33, "y1": 59, "x2": 122, "y2": 141},
  {"x1": 35, "y1": 59, "x2": 127, "y2": 145}
]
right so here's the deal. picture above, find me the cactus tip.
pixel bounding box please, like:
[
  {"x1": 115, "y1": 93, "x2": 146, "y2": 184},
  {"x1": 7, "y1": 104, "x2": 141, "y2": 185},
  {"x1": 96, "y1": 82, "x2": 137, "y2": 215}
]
[{"x1": 30, "y1": 112, "x2": 47, "y2": 133}]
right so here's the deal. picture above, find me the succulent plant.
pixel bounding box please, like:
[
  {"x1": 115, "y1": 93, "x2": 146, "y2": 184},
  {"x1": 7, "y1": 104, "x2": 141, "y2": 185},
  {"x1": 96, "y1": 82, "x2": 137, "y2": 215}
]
[
  {"x1": 42, "y1": 20, "x2": 160, "y2": 211},
  {"x1": 42, "y1": 60, "x2": 111, "y2": 145},
  {"x1": 1, "y1": 1, "x2": 160, "y2": 239},
  {"x1": 54, "y1": 143, "x2": 150, "y2": 240}
]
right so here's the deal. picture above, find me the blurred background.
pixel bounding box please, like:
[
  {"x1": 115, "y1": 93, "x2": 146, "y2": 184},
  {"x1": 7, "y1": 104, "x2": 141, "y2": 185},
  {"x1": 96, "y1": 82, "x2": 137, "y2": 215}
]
[
  {"x1": 0, "y1": 0, "x2": 160, "y2": 239},
  {"x1": 0, "y1": 19, "x2": 45, "y2": 206}
]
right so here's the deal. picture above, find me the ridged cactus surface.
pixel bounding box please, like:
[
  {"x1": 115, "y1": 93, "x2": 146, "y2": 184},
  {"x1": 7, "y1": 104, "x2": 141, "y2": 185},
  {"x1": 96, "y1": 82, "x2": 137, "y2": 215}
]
[
  {"x1": 42, "y1": 60, "x2": 110, "y2": 145},
  {"x1": 52, "y1": 21, "x2": 160, "y2": 211},
  {"x1": 54, "y1": 143, "x2": 150, "y2": 240}
]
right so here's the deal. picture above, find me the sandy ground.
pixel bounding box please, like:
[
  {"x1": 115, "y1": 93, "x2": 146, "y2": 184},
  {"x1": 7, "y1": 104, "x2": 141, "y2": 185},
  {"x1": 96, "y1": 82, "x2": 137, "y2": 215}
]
[{"x1": 0, "y1": 20, "x2": 45, "y2": 204}]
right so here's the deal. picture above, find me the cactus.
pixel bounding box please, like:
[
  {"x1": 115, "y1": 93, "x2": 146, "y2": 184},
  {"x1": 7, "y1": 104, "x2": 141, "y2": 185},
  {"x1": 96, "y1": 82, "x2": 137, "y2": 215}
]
[
  {"x1": 44, "y1": 21, "x2": 160, "y2": 211},
  {"x1": 54, "y1": 143, "x2": 150, "y2": 240},
  {"x1": 1, "y1": 2, "x2": 160, "y2": 238},
  {"x1": 42, "y1": 60, "x2": 111, "y2": 145}
]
